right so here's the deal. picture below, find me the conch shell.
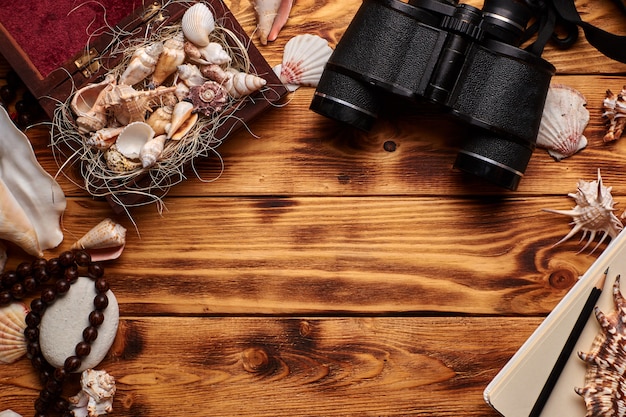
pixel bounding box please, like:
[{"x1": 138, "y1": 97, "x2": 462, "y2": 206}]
[
  {"x1": 603, "y1": 86, "x2": 626, "y2": 142},
  {"x1": 70, "y1": 74, "x2": 115, "y2": 133},
  {"x1": 150, "y1": 32, "x2": 185, "y2": 88},
  {"x1": 0, "y1": 107, "x2": 65, "y2": 257},
  {"x1": 103, "y1": 84, "x2": 176, "y2": 125},
  {"x1": 182, "y1": 2, "x2": 216, "y2": 47},
  {"x1": 68, "y1": 369, "x2": 116, "y2": 417},
  {"x1": 119, "y1": 42, "x2": 164, "y2": 86},
  {"x1": 71, "y1": 218, "x2": 127, "y2": 262},
  {"x1": 225, "y1": 70, "x2": 267, "y2": 98},
  {"x1": 251, "y1": 0, "x2": 294, "y2": 45}
]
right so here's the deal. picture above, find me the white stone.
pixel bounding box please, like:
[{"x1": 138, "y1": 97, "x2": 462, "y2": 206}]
[
  {"x1": 0, "y1": 410, "x2": 23, "y2": 417},
  {"x1": 40, "y1": 276, "x2": 119, "y2": 372}
]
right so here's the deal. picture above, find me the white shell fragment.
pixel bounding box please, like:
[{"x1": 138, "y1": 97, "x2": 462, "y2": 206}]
[
  {"x1": 71, "y1": 218, "x2": 127, "y2": 262},
  {"x1": 40, "y1": 277, "x2": 119, "y2": 373},
  {"x1": 278, "y1": 34, "x2": 333, "y2": 92},
  {"x1": 0, "y1": 106, "x2": 66, "y2": 257},
  {"x1": 576, "y1": 275, "x2": 626, "y2": 416},
  {"x1": 181, "y1": 2, "x2": 216, "y2": 47},
  {"x1": 115, "y1": 121, "x2": 156, "y2": 160},
  {"x1": 251, "y1": 0, "x2": 294, "y2": 45},
  {"x1": 543, "y1": 169, "x2": 623, "y2": 253},
  {"x1": 0, "y1": 302, "x2": 28, "y2": 364},
  {"x1": 69, "y1": 369, "x2": 116, "y2": 417},
  {"x1": 536, "y1": 84, "x2": 589, "y2": 161}
]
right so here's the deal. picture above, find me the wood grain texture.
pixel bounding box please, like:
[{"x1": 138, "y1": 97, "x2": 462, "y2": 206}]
[{"x1": 1, "y1": 0, "x2": 626, "y2": 416}]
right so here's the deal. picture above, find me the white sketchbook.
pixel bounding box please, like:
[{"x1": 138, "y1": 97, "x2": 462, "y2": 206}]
[{"x1": 484, "y1": 230, "x2": 626, "y2": 417}]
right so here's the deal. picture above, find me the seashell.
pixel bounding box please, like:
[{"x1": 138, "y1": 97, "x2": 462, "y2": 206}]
[
  {"x1": 200, "y1": 64, "x2": 230, "y2": 84},
  {"x1": 603, "y1": 86, "x2": 626, "y2": 142},
  {"x1": 69, "y1": 369, "x2": 116, "y2": 417},
  {"x1": 147, "y1": 105, "x2": 174, "y2": 135},
  {"x1": 576, "y1": 274, "x2": 626, "y2": 416},
  {"x1": 0, "y1": 302, "x2": 28, "y2": 364},
  {"x1": 140, "y1": 134, "x2": 167, "y2": 168},
  {"x1": 0, "y1": 107, "x2": 65, "y2": 257},
  {"x1": 197, "y1": 42, "x2": 231, "y2": 65},
  {"x1": 119, "y1": 42, "x2": 164, "y2": 86},
  {"x1": 104, "y1": 145, "x2": 142, "y2": 173},
  {"x1": 177, "y1": 63, "x2": 206, "y2": 88},
  {"x1": 167, "y1": 100, "x2": 194, "y2": 139},
  {"x1": 543, "y1": 169, "x2": 623, "y2": 253},
  {"x1": 103, "y1": 84, "x2": 176, "y2": 125},
  {"x1": 536, "y1": 84, "x2": 589, "y2": 161},
  {"x1": 71, "y1": 74, "x2": 116, "y2": 133},
  {"x1": 278, "y1": 34, "x2": 333, "y2": 92},
  {"x1": 116, "y1": 121, "x2": 155, "y2": 160},
  {"x1": 189, "y1": 81, "x2": 229, "y2": 116},
  {"x1": 150, "y1": 32, "x2": 185, "y2": 88},
  {"x1": 181, "y1": 2, "x2": 215, "y2": 47},
  {"x1": 71, "y1": 218, "x2": 127, "y2": 262},
  {"x1": 225, "y1": 70, "x2": 267, "y2": 98},
  {"x1": 86, "y1": 126, "x2": 124, "y2": 151},
  {"x1": 175, "y1": 80, "x2": 191, "y2": 101},
  {"x1": 251, "y1": 0, "x2": 294, "y2": 45},
  {"x1": 170, "y1": 113, "x2": 198, "y2": 141}
]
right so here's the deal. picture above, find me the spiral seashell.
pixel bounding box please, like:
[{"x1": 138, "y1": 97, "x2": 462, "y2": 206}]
[
  {"x1": 167, "y1": 100, "x2": 194, "y2": 139},
  {"x1": 225, "y1": 70, "x2": 267, "y2": 98},
  {"x1": 198, "y1": 42, "x2": 231, "y2": 65},
  {"x1": 177, "y1": 64, "x2": 206, "y2": 88},
  {"x1": 69, "y1": 369, "x2": 116, "y2": 417},
  {"x1": 140, "y1": 134, "x2": 167, "y2": 168},
  {"x1": 189, "y1": 81, "x2": 229, "y2": 116},
  {"x1": 150, "y1": 33, "x2": 185, "y2": 88},
  {"x1": 279, "y1": 34, "x2": 333, "y2": 92},
  {"x1": 0, "y1": 302, "x2": 28, "y2": 364},
  {"x1": 119, "y1": 42, "x2": 164, "y2": 86},
  {"x1": 86, "y1": 126, "x2": 124, "y2": 151},
  {"x1": 70, "y1": 218, "x2": 127, "y2": 262},
  {"x1": 603, "y1": 86, "x2": 626, "y2": 142},
  {"x1": 147, "y1": 105, "x2": 174, "y2": 136},
  {"x1": 200, "y1": 64, "x2": 230, "y2": 84},
  {"x1": 105, "y1": 145, "x2": 142, "y2": 173},
  {"x1": 116, "y1": 122, "x2": 155, "y2": 160},
  {"x1": 103, "y1": 84, "x2": 176, "y2": 125},
  {"x1": 71, "y1": 74, "x2": 115, "y2": 133},
  {"x1": 182, "y1": 3, "x2": 215, "y2": 47}
]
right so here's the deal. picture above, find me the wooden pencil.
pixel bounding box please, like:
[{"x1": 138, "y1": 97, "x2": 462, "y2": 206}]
[{"x1": 528, "y1": 267, "x2": 608, "y2": 417}]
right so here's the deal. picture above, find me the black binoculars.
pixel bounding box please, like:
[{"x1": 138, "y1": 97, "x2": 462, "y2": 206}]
[{"x1": 310, "y1": 0, "x2": 556, "y2": 190}]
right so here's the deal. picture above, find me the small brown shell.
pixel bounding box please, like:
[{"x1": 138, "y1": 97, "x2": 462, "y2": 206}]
[{"x1": 188, "y1": 81, "x2": 229, "y2": 116}]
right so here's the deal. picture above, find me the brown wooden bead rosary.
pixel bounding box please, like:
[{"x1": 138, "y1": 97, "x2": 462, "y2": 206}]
[{"x1": 0, "y1": 250, "x2": 110, "y2": 417}]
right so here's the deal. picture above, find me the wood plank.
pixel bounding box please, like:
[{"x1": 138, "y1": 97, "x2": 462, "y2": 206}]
[
  {"x1": 0, "y1": 316, "x2": 543, "y2": 417},
  {"x1": 2, "y1": 195, "x2": 597, "y2": 316}
]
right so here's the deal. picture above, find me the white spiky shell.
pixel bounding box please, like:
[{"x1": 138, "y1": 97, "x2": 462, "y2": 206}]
[
  {"x1": 536, "y1": 84, "x2": 589, "y2": 161},
  {"x1": 119, "y1": 42, "x2": 164, "y2": 86},
  {"x1": 182, "y1": 3, "x2": 215, "y2": 47},
  {"x1": 69, "y1": 369, "x2": 116, "y2": 417},
  {"x1": 543, "y1": 169, "x2": 623, "y2": 253},
  {"x1": 115, "y1": 122, "x2": 155, "y2": 160},
  {"x1": 0, "y1": 302, "x2": 28, "y2": 364},
  {"x1": 225, "y1": 70, "x2": 267, "y2": 98},
  {"x1": 71, "y1": 218, "x2": 127, "y2": 262},
  {"x1": 278, "y1": 34, "x2": 333, "y2": 92},
  {"x1": 140, "y1": 134, "x2": 167, "y2": 168}
]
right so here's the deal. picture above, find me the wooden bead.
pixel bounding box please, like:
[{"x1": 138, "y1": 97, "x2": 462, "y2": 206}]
[
  {"x1": 89, "y1": 310, "x2": 105, "y2": 326},
  {"x1": 95, "y1": 277, "x2": 110, "y2": 293},
  {"x1": 41, "y1": 288, "x2": 56, "y2": 304},
  {"x1": 75, "y1": 341, "x2": 91, "y2": 357},
  {"x1": 94, "y1": 294, "x2": 109, "y2": 310},
  {"x1": 83, "y1": 326, "x2": 98, "y2": 343},
  {"x1": 55, "y1": 279, "x2": 71, "y2": 295},
  {"x1": 58, "y1": 251, "x2": 75, "y2": 267},
  {"x1": 63, "y1": 356, "x2": 81, "y2": 372}
]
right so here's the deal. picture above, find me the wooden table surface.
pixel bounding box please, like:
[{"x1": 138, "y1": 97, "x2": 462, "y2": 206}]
[{"x1": 2, "y1": 0, "x2": 626, "y2": 415}]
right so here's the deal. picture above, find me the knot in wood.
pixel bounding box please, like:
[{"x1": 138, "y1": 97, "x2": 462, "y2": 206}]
[
  {"x1": 548, "y1": 268, "x2": 577, "y2": 290},
  {"x1": 242, "y1": 347, "x2": 271, "y2": 373}
]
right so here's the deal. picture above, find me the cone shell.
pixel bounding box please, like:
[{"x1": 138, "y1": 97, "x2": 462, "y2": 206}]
[
  {"x1": 0, "y1": 302, "x2": 28, "y2": 364},
  {"x1": 225, "y1": 70, "x2": 267, "y2": 98},
  {"x1": 119, "y1": 42, "x2": 164, "y2": 86},
  {"x1": 140, "y1": 134, "x2": 167, "y2": 168},
  {"x1": 182, "y1": 3, "x2": 216, "y2": 47},
  {"x1": 116, "y1": 122, "x2": 156, "y2": 160},
  {"x1": 279, "y1": 34, "x2": 333, "y2": 92},
  {"x1": 71, "y1": 218, "x2": 127, "y2": 261},
  {"x1": 167, "y1": 100, "x2": 195, "y2": 139},
  {"x1": 536, "y1": 84, "x2": 589, "y2": 161}
]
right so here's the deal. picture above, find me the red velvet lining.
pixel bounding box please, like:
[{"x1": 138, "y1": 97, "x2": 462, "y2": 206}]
[{"x1": 0, "y1": 0, "x2": 141, "y2": 77}]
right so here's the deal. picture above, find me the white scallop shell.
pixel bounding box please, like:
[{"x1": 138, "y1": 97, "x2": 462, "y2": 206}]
[
  {"x1": 536, "y1": 84, "x2": 589, "y2": 161},
  {"x1": 279, "y1": 34, "x2": 333, "y2": 92},
  {"x1": 0, "y1": 302, "x2": 28, "y2": 364},
  {"x1": 71, "y1": 218, "x2": 127, "y2": 261},
  {"x1": 182, "y1": 3, "x2": 215, "y2": 47},
  {"x1": 116, "y1": 121, "x2": 156, "y2": 160}
]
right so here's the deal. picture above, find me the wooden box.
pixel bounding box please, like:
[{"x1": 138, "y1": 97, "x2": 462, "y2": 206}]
[{"x1": 0, "y1": 0, "x2": 288, "y2": 210}]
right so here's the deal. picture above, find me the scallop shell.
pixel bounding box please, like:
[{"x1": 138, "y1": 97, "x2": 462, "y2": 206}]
[
  {"x1": 69, "y1": 369, "x2": 116, "y2": 417},
  {"x1": 0, "y1": 107, "x2": 65, "y2": 257},
  {"x1": 0, "y1": 302, "x2": 28, "y2": 364},
  {"x1": 71, "y1": 218, "x2": 127, "y2": 262},
  {"x1": 189, "y1": 81, "x2": 229, "y2": 116},
  {"x1": 167, "y1": 100, "x2": 194, "y2": 139},
  {"x1": 576, "y1": 274, "x2": 626, "y2": 416},
  {"x1": 225, "y1": 70, "x2": 267, "y2": 98},
  {"x1": 116, "y1": 122, "x2": 155, "y2": 160},
  {"x1": 251, "y1": 0, "x2": 294, "y2": 45},
  {"x1": 150, "y1": 33, "x2": 185, "y2": 88},
  {"x1": 140, "y1": 134, "x2": 167, "y2": 168},
  {"x1": 278, "y1": 34, "x2": 333, "y2": 92},
  {"x1": 543, "y1": 169, "x2": 623, "y2": 253},
  {"x1": 181, "y1": 3, "x2": 215, "y2": 47},
  {"x1": 536, "y1": 84, "x2": 589, "y2": 161},
  {"x1": 86, "y1": 127, "x2": 124, "y2": 151},
  {"x1": 119, "y1": 42, "x2": 164, "y2": 86},
  {"x1": 603, "y1": 86, "x2": 626, "y2": 142}
]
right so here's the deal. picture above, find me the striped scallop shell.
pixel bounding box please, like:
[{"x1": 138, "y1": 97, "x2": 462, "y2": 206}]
[
  {"x1": 576, "y1": 274, "x2": 626, "y2": 416},
  {"x1": 181, "y1": 3, "x2": 215, "y2": 47},
  {"x1": 0, "y1": 302, "x2": 28, "y2": 364},
  {"x1": 278, "y1": 34, "x2": 333, "y2": 92}
]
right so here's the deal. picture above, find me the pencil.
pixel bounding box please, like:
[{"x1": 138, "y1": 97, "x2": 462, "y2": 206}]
[{"x1": 528, "y1": 267, "x2": 608, "y2": 417}]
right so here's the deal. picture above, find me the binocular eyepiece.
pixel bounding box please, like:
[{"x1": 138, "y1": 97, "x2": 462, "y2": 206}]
[{"x1": 310, "y1": 0, "x2": 555, "y2": 190}]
